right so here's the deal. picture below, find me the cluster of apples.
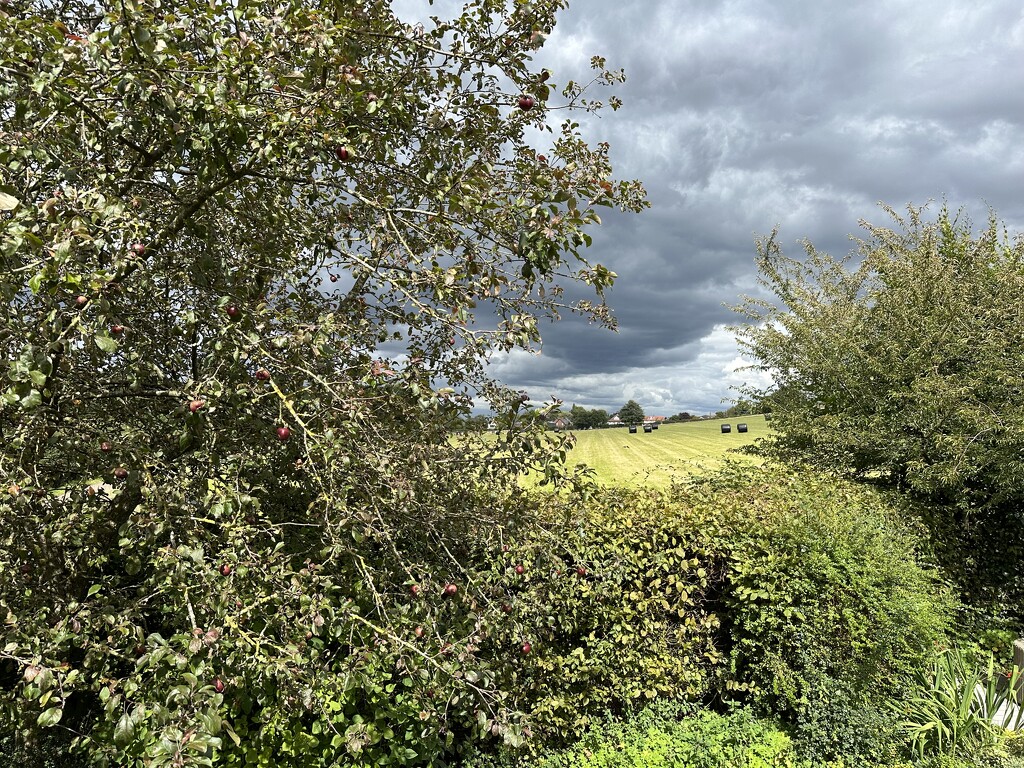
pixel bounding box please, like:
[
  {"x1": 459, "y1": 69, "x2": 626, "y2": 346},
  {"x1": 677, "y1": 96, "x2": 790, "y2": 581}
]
[
  {"x1": 409, "y1": 580, "x2": 532, "y2": 655},
  {"x1": 99, "y1": 297, "x2": 293, "y2": 482}
]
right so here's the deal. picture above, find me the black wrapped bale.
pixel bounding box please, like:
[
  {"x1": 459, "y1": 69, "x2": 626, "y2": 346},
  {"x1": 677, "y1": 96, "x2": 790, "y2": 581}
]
[
  {"x1": 737, "y1": 423, "x2": 748, "y2": 433},
  {"x1": 721, "y1": 424, "x2": 732, "y2": 433},
  {"x1": 628, "y1": 425, "x2": 637, "y2": 434},
  {"x1": 643, "y1": 424, "x2": 653, "y2": 433}
]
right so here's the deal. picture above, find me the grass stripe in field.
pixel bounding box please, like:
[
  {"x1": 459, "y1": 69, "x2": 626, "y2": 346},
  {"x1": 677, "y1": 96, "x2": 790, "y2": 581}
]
[{"x1": 564, "y1": 415, "x2": 769, "y2": 488}]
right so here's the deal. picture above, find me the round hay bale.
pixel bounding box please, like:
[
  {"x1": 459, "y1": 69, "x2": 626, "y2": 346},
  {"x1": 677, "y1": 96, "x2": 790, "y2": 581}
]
[
  {"x1": 737, "y1": 423, "x2": 748, "y2": 433},
  {"x1": 721, "y1": 424, "x2": 732, "y2": 433}
]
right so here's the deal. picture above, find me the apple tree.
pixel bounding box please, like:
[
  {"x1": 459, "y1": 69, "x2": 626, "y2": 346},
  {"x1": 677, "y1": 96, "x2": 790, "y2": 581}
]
[{"x1": 0, "y1": 0, "x2": 646, "y2": 764}]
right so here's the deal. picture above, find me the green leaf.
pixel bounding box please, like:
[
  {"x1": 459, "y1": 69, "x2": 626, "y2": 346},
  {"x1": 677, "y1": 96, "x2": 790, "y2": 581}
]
[
  {"x1": 0, "y1": 191, "x2": 19, "y2": 210},
  {"x1": 38, "y1": 707, "x2": 63, "y2": 727},
  {"x1": 20, "y1": 389, "x2": 42, "y2": 409},
  {"x1": 113, "y1": 711, "x2": 135, "y2": 747},
  {"x1": 95, "y1": 335, "x2": 118, "y2": 354}
]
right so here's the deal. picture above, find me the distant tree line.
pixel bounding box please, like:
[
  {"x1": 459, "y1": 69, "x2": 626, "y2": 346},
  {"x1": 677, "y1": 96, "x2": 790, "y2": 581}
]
[
  {"x1": 665, "y1": 412, "x2": 698, "y2": 423},
  {"x1": 457, "y1": 398, "x2": 766, "y2": 431}
]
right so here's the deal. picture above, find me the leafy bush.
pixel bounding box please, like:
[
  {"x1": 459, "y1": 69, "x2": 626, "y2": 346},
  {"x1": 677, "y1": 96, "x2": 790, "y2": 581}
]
[
  {"x1": 472, "y1": 491, "x2": 727, "y2": 745},
  {"x1": 0, "y1": 0, "x2": 647, "y2": 765},
  {"x1": 735, "y1": 205, "x2": 1024, "y2": 617},
  {"x1": 697, "y1": 465, "x2": 955, "y2": 761},
  {"x1": 460, "y1": 464, "x2": 954, "y2": 762},
  {"x1": 462, "y1": 701, "x2": 804, "y2": 768}
]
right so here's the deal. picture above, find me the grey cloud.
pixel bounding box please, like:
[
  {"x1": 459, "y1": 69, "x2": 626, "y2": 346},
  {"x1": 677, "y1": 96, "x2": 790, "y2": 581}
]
[{"x1": 396, "y1": 0, "x2": 1024, "y2": 415}]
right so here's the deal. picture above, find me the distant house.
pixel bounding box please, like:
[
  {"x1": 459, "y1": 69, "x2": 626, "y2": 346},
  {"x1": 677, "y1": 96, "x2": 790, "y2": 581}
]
[
  {"x1": 643, "y1": 415, "x2": 666, "y2": 423},
  {"x1": 607, "y1": 415, "x2": 624, "y2": 427},
  {"x1": 551, "y1": 417, "x2": 570, "y2": 431}
]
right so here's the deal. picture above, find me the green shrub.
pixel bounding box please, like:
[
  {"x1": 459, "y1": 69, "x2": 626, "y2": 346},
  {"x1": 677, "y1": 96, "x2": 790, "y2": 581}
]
[
  {"x1": 0, "y1": 722, "x2": 87, "y2": 767},
  {"x1": 470, "y1": 490, "x2": 728, "y2": 745},
  {"x1": 691, "y1": 465, "x2": 955, "y2": 761},
  {"x1": 464, "y1": 464, "x2": 954, "y2": 762},
  {"x1": 462, "y1": 701, "x2": 804, "y2": 768}
]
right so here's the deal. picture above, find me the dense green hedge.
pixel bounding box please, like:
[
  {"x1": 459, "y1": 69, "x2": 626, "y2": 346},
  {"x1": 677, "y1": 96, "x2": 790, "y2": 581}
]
[
  {"x1": 462, "y1": 700, "x2": 1024, "y2": 768},
  {"x1": 463, "y1": 463, "x2": 955, "y2": 762},
  {"x1": 500, "y1": 702, "x2": 803, "y2": 768},
  {"x1": 473, "y1": 488, "x2": 726, "y2": 743},
  {"x1": 704, "y1": 466, "x2": 954, "y2": 760},
  {"x1": 4, "y1": 464, "x2": 955, "y2": 765}
]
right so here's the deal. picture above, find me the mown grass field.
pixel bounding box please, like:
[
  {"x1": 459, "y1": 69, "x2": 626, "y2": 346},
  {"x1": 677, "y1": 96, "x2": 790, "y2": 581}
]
[{"x1": 564, "y1": 415, "x2": 770, "y2": 487}]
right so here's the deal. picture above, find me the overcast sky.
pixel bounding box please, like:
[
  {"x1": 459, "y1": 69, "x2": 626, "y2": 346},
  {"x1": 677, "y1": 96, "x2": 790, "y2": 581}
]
[{"x1": 408, "y1": 1, "x2": 1024, "y2": 416}]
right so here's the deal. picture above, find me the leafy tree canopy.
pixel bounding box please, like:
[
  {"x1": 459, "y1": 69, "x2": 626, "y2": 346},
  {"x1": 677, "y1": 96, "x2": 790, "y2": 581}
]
[
  {"x1": 616, "y1": 399, "x2": 644, "y2": 425},
  {"x1": 734, "y1": 205, "x2": 1024, "y2": 611},
  {"x1": 665, "y1": 412, "x2": 696, "y2": 423},
  {"x1": 569, "y1": 404, "x2": 608, "y2": 429},
  {"x1": 0, "y1": 0, "x2": 646, "y2": 763}
]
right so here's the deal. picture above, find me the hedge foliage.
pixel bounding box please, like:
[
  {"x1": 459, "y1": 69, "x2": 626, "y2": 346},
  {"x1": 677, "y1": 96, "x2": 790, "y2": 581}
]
[
  {"x1": 464, "y1": 463, "x2": 955, "y2": 762},
  {"x1": 521, "y1": 701, "x2": 802, "y2": 768},
  {"x1": 4, "y1": 464, "x2": 955, "y2": 765},
  {"x1": 464, "y1": 700, "x2": 1024, "y2": 768},
  {"x1": 735, "y1": 205, "x2": 1024, "y2": 617}
]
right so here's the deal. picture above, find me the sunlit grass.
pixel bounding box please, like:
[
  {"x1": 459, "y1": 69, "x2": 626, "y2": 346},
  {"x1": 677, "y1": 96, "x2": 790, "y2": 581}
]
[{"x1": 560, "y1": 415, "x2": 770, "y2": 488}]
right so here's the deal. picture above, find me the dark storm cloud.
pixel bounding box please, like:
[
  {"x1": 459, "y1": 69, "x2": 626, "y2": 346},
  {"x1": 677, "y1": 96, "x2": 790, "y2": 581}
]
[{"x1": 398, "y1": 1, "x2": 1024, "y2": 414}]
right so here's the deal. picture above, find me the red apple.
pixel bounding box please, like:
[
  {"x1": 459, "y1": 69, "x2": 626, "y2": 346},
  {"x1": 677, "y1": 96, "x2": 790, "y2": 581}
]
[
  {"x1": 517, "y1": 95, "x2": 534, "y2": 111},
  {"x1": 100, "y1": 441, "x2": 113, "y2": 453},
  {"x1": 225, "y1": 305, "x2": 241, "y2": 320},
  {"x1": 514, "y1": 564, "x2": 525, "y2": 575},
  {"x1": 113, "y1": 467, "x2": 128, "y2": 480},
  {"x1": 130, "y1": 242, "x2": 146, "y2": 257},
  {"x1": 110, "y1": 324, "x2": 124, "y2": 335},
  {"x1": 410, "y1": 584, "x2": 421, "y2": 596},
  {"x1": 443, "y1": 583, "x2": 457, "y2": 597},
  {"x1": 521, "y1": 641, "x2": 532, "y2": 655},
  {"x1": 501, "y1": 603, "x2": 512, "y2": 614},
  {"x1": 329, "y1": 274, "x2": 339, "y2": 283},
  {"x1": 254, "y1": 368, "x2": 271, "y2": 381},
  {"x1": 414, "y1": 626, "x2": 425, "y2": 638},
  {"x1": 213, "y1": 677, "x2": 225, "y2": 693},
  {"x1": 75, "y1": 295, "x2": 89, "y2": 308},
  {"x1": 335, "y1": 145, "x2": 352, "y2": 161},
  {"x1": 220, "y1": 563, "x2": 232, "y2": 576},
  {"x1": 189, "y1": 399, "x2": 205, "y2": 413},
  {"x1": 276, "y1": 426, "x2": 291, "y2": 441}
]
